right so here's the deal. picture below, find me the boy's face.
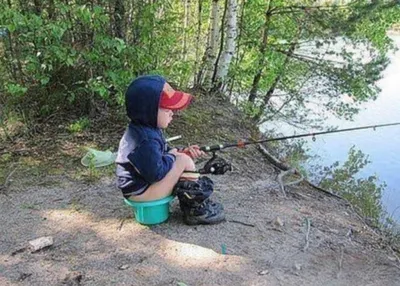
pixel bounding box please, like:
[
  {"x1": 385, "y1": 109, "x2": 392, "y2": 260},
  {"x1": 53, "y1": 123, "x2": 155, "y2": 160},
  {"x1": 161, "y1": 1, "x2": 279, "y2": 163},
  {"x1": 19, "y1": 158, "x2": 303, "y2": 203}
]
[{"x1": 157, "y1": 108, "x2": 174, "y2": 128}]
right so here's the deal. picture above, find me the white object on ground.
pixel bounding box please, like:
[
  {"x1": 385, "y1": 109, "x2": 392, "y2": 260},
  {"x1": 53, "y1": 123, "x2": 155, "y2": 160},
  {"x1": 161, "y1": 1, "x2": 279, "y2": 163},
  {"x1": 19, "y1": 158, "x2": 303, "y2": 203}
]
[
  {"x1": 29, "y1": 236, "x2": 54, "y2": 252},
  {"x1": 166, "y1": 135, "x2": 182, "y2": 142}
]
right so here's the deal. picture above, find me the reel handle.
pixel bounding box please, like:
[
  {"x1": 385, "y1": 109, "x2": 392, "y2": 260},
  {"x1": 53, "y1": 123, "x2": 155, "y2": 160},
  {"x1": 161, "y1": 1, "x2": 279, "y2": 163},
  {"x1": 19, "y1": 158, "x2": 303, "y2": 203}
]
[{"x1": 200, "y1": 145, "x2": 224, "y2": 152}]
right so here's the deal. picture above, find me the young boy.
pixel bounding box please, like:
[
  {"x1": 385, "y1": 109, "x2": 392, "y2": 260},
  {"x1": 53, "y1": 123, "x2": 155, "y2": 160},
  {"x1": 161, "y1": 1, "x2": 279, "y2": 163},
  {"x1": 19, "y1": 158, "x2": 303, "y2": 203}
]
[{"x1": 115, "y1": 75, "x2": 225, "y2": 225}]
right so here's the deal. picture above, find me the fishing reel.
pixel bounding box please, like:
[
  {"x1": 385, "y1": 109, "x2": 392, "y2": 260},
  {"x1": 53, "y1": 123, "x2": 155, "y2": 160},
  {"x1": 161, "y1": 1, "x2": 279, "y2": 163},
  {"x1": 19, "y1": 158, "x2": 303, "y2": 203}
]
[{"x1": 199, "y1": 152, "x2": 232, "y2": 175}]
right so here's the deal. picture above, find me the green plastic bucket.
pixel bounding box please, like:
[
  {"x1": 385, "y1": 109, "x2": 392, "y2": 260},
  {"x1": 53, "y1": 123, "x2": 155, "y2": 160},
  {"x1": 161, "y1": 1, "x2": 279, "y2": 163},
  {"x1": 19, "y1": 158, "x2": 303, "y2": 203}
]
[{"x1": 124, "y1": 196, "x2": 174, "y2": 225}]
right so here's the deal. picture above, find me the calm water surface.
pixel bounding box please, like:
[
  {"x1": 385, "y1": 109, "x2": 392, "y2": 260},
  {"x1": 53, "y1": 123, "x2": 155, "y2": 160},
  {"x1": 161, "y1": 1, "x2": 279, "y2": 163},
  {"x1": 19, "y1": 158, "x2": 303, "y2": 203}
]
[{"x1": 267, "y1": 35, "x2": 400, "y2": 221}]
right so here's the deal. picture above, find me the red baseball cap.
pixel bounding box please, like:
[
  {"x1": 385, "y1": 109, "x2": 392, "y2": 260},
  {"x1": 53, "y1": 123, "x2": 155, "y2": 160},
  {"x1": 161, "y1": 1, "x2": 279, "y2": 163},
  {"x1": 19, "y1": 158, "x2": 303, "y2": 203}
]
[{"x1": 159, "y1": 82, "x2": 193, "y2": 111}]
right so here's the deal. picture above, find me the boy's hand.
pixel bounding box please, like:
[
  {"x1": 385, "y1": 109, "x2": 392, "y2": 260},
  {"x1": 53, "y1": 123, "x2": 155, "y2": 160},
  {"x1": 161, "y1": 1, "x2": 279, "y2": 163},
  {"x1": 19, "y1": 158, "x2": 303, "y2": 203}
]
[
  {"x1": 180, "y1": 145, "x2": 206, "y2": 159},
  {"x1": 168, "y1": 148, "x2": 180, "y2": 156}
]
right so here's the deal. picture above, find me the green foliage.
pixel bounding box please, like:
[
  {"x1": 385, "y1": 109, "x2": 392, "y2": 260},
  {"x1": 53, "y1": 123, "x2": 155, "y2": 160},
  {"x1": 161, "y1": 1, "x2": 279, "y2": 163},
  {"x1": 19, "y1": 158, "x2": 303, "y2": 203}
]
[
  {"x1": 0, "y1": 1, "x2": 198, "y2": 120},
  {"x1": 0, "y1": 0, "x2": 399, "y2": 132},
  {"x1": 86, "y1": 152, "x2": 101, "y2": 182},
  {"x1": 317, "y1": 146, "x2": 385, "y2": 224},
  {"x1": 5, "y1": 83, "x2": 27, "y2": 97},
  {"x1": 230, "y1": 0, "x2": 400, "y2": 124},
  {"x1": 67, "y1": 117, "x2": 90, "y2": 133}
]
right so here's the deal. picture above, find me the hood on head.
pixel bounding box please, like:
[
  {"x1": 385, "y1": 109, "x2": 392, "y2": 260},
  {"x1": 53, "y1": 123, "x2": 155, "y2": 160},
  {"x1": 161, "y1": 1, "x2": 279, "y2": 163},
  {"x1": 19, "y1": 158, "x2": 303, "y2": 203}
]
[{"x1": 125, "y1": 75, "x2": 166, "y2": 127}]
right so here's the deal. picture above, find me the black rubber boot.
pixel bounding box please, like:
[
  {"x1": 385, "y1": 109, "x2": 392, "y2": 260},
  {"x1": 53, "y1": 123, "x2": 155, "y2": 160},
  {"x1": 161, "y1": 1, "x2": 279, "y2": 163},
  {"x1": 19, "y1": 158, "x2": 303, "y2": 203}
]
[
  {"x1": 173, "y1": 176, "x2": 225, "y2": 225},
  {"x1": 181, "y1": 200, "x2": 225, "y2": 225}
]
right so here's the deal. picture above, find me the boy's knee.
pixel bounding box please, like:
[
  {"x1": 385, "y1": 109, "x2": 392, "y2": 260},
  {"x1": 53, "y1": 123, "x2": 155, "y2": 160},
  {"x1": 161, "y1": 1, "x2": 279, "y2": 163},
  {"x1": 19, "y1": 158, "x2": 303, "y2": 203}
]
[
  {"x1": 176, "y1": 154, "x2": 196, "y2": 171},
  {"x1": 186, "y1": 157, "x2": 196, "y2": 171}
]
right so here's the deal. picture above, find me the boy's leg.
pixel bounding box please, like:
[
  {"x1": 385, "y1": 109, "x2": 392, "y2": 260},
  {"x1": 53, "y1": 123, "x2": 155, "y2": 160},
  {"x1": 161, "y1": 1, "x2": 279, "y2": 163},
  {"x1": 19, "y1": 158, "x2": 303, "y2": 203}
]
[
  {"x1": 129, "y1": 155, "x2": 191, "y2": 202},
  {"x1": 173, "y1": 176, "x2": 225, "y2": 225}
]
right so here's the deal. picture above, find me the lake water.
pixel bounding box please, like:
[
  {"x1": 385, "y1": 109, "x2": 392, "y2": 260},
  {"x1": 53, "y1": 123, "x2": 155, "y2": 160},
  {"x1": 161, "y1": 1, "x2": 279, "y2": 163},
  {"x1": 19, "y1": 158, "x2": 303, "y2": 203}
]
[{"x1": 266, "y1": 35, "x2": 400, "y2": 221}]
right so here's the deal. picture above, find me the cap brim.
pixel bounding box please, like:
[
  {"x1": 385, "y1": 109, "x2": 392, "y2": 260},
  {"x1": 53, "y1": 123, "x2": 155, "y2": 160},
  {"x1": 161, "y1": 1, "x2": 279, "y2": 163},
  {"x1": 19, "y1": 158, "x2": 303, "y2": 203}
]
[{"x1": 166, "y1": 92, "x2": 193, "y2": 111}]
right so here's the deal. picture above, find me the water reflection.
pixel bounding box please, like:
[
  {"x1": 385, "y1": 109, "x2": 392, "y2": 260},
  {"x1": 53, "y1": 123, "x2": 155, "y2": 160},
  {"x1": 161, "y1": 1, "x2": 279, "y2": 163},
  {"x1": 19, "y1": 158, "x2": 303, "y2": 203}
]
[{"x1": 265, "y1": 35, "x2": 400, "y2": 221}]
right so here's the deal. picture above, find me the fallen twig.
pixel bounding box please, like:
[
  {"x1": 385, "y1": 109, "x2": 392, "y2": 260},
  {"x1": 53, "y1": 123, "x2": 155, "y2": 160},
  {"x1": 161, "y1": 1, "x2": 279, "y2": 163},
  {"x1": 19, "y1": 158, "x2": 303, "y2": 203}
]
[
  {"x1": 0, "y1": 165, "x2": 19, "y2": 195},
  {"x1": 389, "y1": 247, "x2": 400, "y2": 269},
  {"x1": 11, "y1": 247, "x2": 27, "y2": 256},
  {"x1": 117, "y1": 217, "x2": 128, "y2": 231},
  {"x1": 228, "y1": 219, "x2": 255, "y2": 227},
  {"x1": 277, "y1": 172, "x2": 287, "y2": 197},
  {"x1": 303, "y1": 218, "x2": 311, "y2": 251},
  {"x1": 277, "y1": 168, "x2": 304, "y2": 197},
  {"x1": 257, "y1": 144, "x2": 290, "y2": 170},
  {"x1": 336, "y1": 246, "x2": 344, "y2": 278},
  {"x1": 4, "y1": 167, "x2": 18, "y2": 187},
  {"x1": 305, "y1": 180, "x2": 346, "y2": 201}
]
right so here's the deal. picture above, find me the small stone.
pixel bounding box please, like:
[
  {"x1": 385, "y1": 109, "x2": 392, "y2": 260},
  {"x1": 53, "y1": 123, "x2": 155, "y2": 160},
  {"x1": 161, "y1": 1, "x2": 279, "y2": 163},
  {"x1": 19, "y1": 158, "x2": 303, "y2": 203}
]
[
  {"x1": 294, "y1": 263, "x2": 302, "y2": 271},
  {"x1": 388, "y1": 256, "x2": 397, "y2": 262},
  {"x1": 118, "y1": 264, "x2": 129, "y2": 270},
  {"x1": 258, "y1": 269, "x2": 269, "y2": 275},
  {"x1": 274, "y1": 217, "x2": 284, "y2": 227}
]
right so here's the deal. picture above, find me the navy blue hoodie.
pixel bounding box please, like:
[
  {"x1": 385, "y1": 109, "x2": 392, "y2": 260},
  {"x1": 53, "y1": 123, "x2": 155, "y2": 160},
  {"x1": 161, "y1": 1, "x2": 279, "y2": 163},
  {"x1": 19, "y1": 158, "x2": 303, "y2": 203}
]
[{"x1": 115, "y1": 75, "x2": 176, "y2": 198}]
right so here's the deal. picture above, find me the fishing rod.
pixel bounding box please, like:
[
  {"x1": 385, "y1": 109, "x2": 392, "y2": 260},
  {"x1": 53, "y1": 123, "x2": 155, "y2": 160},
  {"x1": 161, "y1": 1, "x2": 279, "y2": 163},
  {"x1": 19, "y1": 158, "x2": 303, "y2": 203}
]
[
  {"x1": 197, "y1": 122, "x2": 400, "y2": 175},
  {"x1": 200, "y1": 122, "x2": 400, "y2": 152}
]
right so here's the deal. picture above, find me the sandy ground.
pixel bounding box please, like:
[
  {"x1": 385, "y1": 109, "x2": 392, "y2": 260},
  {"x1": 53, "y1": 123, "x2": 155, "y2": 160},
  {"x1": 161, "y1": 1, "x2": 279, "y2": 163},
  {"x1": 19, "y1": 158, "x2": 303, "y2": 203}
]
[{"x1": 1, "y1": 162, "x2": 400, "y2": 286}]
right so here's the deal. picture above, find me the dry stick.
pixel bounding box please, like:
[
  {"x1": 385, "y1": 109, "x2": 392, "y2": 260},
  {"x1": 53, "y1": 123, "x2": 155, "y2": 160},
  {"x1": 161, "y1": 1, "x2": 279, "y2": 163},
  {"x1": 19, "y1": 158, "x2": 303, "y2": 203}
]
[
  {"x1": 276, "y1": 176, "x2": 287, "y2": 197},
  {"x1": 277, "y1": 169, "x2": 290, "y2": 197},
  {"x1": 4, "y1": 167, "x2": 18, "y2": 187},
  {"x1": 303, "y1": 218, "x2": 311, "y2": 251},
  {"x1": 277, "y1": 168, "x2": 305, "y2": 197},
  {"x1": 305, "y1": 180, "x2": 345, "y2": 200},
  {"x1": 336, "y1": 246, "x2": 344, "y2": 278},
  {"x1": 117, "y1": 218, "x2": 127, "y2": 231},
  {"x1": 228, "y1": 219, "x2": 255, "y2": 227},
  {"x1": 389, "y1": 248, "x2": 400, "y2": 268},
  {"x1": 0, "y1": 165, "x2": 18, "y2": 195},
  {"x1": 258, "y1": 144, "x2": 305, "y2": 196},
  {"x1": 257, "y1": 144, "x2": 289, "y2": 170}
]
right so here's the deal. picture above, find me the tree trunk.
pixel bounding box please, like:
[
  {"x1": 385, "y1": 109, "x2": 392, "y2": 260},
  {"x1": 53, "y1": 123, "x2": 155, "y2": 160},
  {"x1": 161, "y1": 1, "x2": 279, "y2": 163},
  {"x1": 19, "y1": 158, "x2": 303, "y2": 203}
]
[
  {"x1": 200, "y1": 0, "x2": 220, "y2": 88},
  {"x1": 248, "y1": 2, "x2": 272, "y2": 103},
  {"x1": 194, "y1": 0, "x2": 203, "y2": 85},
  {"x1": 126, "y1": 0, "x2": 134, "y2": 43},
  {"x1": 33, "y1": 0, "x2": 41, "y2": 15},
  {"x1": 227, "y1": 0, "x2": 246, "y2": 96},
  {"x1": 4, "y1": 33, "x2": 18, "y2": 81},
  {"x1": 133, "y1": 0, "x2": 143, "y2": 45},
  {"x1": 182, "y1": 0, "x2": 190, "y2": 61},
  {"x1": 114, "y1": 0, "x2": 125, "y2": 39},
  {"x1": 210, "y1": 0, "x2": 228, "y2": 89},
  {"x1": 48, "y1": 0, "x2": 55, "y2": 19},
  {"x1": 63, "y1": 0, "x2": 75, "y2": 45},
  {"x1": 7, "y1": 32, "x2": 23, "y2": 83},
  {"x1": 213, "y1": 0, "x2": 238, "y2": 91}
]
